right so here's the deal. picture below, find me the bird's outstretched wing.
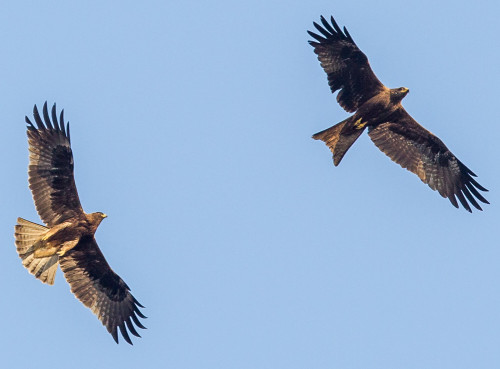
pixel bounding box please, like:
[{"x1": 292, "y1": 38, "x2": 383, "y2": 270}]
[
  {"x1": 59, "y1": 236, "x2": 146, "y2": 344},
  {"x1": 26, "y1": 102, "x2": 84, "y2": 226},
  {"x1": 308, "y1": 16, "x2": 386, "y2": 112},
  {"x1": 368, "y1": 108, "x2": 489, "y2": 212}
]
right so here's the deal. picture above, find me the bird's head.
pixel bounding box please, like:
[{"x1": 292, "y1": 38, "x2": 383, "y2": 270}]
[
  {"x1": 390, "y1": 87, "x2": 409, "y2": 102},
  {"x1": 89, "y1": 212, "x2": 107, "y2": 228}
]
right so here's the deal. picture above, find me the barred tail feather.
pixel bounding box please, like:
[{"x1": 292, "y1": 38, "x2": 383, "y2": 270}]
[{"x1": 14, "y1": 217, "x2": 58, "y2": 285}]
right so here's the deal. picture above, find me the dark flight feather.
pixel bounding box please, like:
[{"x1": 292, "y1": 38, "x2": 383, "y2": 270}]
[
  {"x1": 58, "y1": 236, "x2": 146, "y2": 344},
  {"x1": 26, "y1": 102, "x2": 82, "y2": 227},
  {"x1": 308, "y1": 15, "x2": 385, "y2": 112},
  {"x1": 367, "y1": 109, "x2": 489, "y2": 211}
]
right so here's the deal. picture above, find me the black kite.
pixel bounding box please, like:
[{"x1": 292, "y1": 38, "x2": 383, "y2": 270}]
[
  {"x1": 308, "y1": 16, "x2": 488, "y2": 212},
  {"x1": 14, "y1": 102, "x2": 146, "y2": 344}
]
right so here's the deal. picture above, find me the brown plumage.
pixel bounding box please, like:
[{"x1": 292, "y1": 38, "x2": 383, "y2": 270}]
[
  {"x1": 14, "y1": 102, "x2": 146, "y2": 344},
  {"x1": 308, "y1": 16, "x2": 488, "y2": 212}
]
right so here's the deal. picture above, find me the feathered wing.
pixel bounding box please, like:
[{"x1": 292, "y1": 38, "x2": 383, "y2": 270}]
[
  {"x1": 368, "y1": 108, "x2": 488, "y2": 212},
  {"x1": 58, "y1": 237, "x2": 146, "y2": 344},
  {"x1": 308, "y1": 16, "x2": 386, "y2": 112},
  {"x1": 26, "y1": 102, "x2": 84, "y2": 227}
]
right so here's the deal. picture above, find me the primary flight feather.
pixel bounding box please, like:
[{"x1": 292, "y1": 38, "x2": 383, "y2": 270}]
[
  {"x1": 308, "y1": 15, "x2": 488, "y2": 212},
  {"x1": 14, "y1": 102, "x2": 146, "y2": 344}
]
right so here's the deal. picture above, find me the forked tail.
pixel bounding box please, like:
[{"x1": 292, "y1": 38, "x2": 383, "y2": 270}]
[
  {"x1": 312, "y1": 117, "x2": 365, "y2": 166},
  {"x1": 14, "y1": 218, "x2": 58, "y2": 285}
]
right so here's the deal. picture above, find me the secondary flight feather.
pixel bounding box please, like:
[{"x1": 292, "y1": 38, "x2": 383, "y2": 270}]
[
  {"x1": 308, "y1": 15, "x2": 488, "y2": 212},
  {"x1": 14, "y1": 102, "x2": 146, "y2": 344}
]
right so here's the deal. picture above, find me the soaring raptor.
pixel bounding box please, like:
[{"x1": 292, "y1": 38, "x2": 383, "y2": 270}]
[
  {"x1": 308, "y1": 16, "x2": 488, "y2": 212},
  {"x1": 14, "y1": 102, "x2": 146, "y2": 344}
]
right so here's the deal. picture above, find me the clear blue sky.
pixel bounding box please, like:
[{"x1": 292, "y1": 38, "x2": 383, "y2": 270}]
[{"x1": 2, "y1": 1, "x2": 499, "y2": 368}]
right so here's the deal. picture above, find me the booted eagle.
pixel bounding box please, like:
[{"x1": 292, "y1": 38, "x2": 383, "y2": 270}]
[
  {"x1": 308, "y1": 16, "x2": 488, "y2": 212},
  {"x1": 14, "y1": 102, "x2": 146, "y2": 344}
]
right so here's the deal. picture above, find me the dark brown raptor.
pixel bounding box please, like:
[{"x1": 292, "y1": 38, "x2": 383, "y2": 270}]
[
  {"x1": 308, "y1": 15, "x2": 488, "y2": 212},
  {"x1": 14, "y1": 102, "x2": 146, "y2": 344}
]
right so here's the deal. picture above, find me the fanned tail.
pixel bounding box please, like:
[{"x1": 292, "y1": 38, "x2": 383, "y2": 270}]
[
  {"x1": 14, "y1": 217, "x2": 58, "y2": 285},
  {"x1": 312, "y1": 117, "x2": 365, "y2": 166}
]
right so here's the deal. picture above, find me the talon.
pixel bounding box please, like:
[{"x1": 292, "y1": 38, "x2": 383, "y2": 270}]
[{"x1": 354, "y1": 118, "x2": 366, "y2": 130}]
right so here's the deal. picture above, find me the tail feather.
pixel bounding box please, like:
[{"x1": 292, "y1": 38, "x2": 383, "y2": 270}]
[
  {"x1": 14, "y1": 218, "x2": 58, "y2": 285},
  {"x1": 312, "y1": 117, "x2": 365, "y2": 166}
]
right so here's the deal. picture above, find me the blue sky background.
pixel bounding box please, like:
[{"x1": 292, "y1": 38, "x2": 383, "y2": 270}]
[{"x1": 1, "y1": 1, "x2": 499, "y2": 368}]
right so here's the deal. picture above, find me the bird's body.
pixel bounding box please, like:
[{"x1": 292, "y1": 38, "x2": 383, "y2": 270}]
[
  {"x1": 30, "y1": 212, "x2": 105, "y2": 258},
  {"x1": 308, "y1": 16, "x2": 488, "y2": 212},
  {"x1": 14, "y1": 102, "x2": 146, "y2": 344},
  {"x1": 314, "y1": 86, "x2": 410, "y2": 165}
]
